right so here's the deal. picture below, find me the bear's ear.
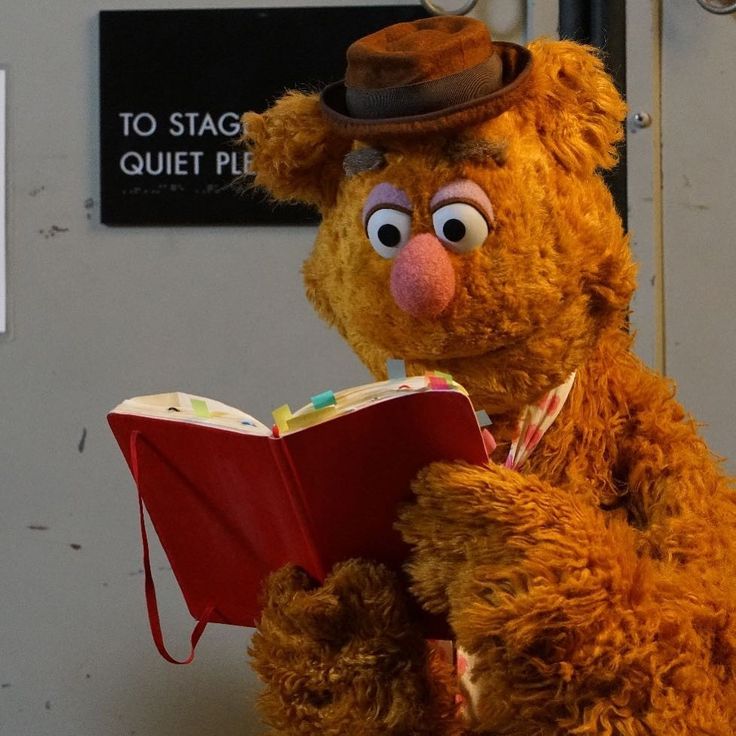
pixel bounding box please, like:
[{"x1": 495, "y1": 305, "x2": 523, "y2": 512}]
[
  {"x1": 241, "y1": 91, "x2": 353, "y2": 210},
  {"x1": 521, "y1": 39, "x2": 626, "y2": 174}
]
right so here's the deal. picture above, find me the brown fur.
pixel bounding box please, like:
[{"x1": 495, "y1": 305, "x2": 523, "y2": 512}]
[{"x1": 243, "y1": 39, "x2": 736, "y2": 734}]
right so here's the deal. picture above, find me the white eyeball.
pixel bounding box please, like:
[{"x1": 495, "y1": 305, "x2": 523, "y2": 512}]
[
  {"x1": 365, "y1": 208, "x2": 412, "y2": 259},
  {"x1": 432, "y1": 202, "x2": 489, "y2": 253}
]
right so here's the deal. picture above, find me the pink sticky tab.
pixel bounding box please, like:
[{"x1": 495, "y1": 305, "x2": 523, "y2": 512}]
[
  {"x1": 481, "y1": 428, "x2": 497, "y2": 455},
  {"x1": 428, "y1": 375, "x2": 449, "y2": 390}
]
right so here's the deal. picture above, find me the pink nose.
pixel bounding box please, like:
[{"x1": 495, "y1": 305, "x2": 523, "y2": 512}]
[{"x1": 390, "y1": 234, "x2": 456, "y2": 318}]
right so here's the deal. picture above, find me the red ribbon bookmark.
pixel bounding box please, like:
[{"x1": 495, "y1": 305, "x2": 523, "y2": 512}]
[{"x1": 130, "y1": 430, "x2": 215, "y2": 664}]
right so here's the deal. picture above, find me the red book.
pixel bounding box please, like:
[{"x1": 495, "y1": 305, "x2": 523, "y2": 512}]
[{"x1": 108, "y1": 375, "x2": 488, "y2": 659}]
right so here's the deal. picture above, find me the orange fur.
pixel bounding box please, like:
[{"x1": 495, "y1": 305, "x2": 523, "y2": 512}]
[
  {"x1": 242, "y1": 92, "x2": 352, "y2": 209},
  {"x1": 251, "y1": 561, "x2": 461, "y2": 736},
  {"x1": 245, "y1": 38, "x2": 736, "y2": 734}
]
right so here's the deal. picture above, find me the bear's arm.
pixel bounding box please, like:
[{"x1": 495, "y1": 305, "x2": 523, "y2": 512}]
[{"x1": 399, "y1": 362, "x2": 736, "y2": 733}]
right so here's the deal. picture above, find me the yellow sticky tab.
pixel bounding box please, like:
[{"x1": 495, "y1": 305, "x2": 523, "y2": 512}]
[
  {"x1": 191, "y1": 398, "x2": 210, "y2": 418},
  {"x1": 286, "y1": 406, "x2": 337, "y2": 431},
  {"x1": 272, "y1": 404, "x2": 292, "y2": 433}
]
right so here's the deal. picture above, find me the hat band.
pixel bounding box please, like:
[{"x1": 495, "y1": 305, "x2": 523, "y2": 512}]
[{"x1": 345, "y1": 54, "x2": 503, "y2": 120}]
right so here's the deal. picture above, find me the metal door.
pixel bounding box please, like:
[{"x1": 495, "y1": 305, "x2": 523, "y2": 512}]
[{"x1": 627, "y1": 0, "x2": 736, "y2": 470}]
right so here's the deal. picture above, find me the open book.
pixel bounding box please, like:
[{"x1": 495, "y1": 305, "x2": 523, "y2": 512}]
[{"x1": 108, "y1": 372, "x2": 489, "y2": 656}]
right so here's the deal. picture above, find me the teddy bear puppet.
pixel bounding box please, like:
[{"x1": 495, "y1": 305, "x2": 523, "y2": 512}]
[{"x1": 242, "y1": 16, "x2": 736, "y2": 735}]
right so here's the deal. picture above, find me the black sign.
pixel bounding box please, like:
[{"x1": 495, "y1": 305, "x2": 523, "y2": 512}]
[{"x1": 99, "y1": 6, "x2": 429, "y2": 226}]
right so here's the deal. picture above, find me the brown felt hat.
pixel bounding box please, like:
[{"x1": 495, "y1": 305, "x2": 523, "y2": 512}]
[{"x1": 320, "y1": 16, "x2": 533, "y2": 138}]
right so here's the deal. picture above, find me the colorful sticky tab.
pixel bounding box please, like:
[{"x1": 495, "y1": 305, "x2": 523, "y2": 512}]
[
  {"x1": 433, "y1": 370, "x2": 454, "y2": 382},
  {"x1": 427, "y1": 375, "x2": 450, "y2": 390},
  {"x1": 272, "y1": 404, "x2": 292, "y2": 434},
  {"x1": 481, "y1": 428, "x2": 497, "y2": 455},
  {"x1": 311, "y1": 390, "x2": 337, "y2": 410},
  {"x1": 190, "y1": 398, "x2": 210, "y2": 418},
  {"x1": 475, "y1": 410, "x2": 492, "y2": 427},
  {"x1": 387, "y1": 359, "x2": 406, "y2": 380},
  {"x1": 286, "y1": 406, "x2": 337, "y2": 431}
]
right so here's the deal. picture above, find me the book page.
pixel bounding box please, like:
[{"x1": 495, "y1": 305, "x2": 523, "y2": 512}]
[
  {"x1": 112, "y1": 392, "x2": 271, "y2": 435},
  {"x1": 283, "y1": 374, "x2": 469, "y2": 434}
]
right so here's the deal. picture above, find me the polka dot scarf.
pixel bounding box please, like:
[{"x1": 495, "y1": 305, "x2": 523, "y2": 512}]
[{"x1": 505, "y1": 371, "x2": 577, "y2": 470}]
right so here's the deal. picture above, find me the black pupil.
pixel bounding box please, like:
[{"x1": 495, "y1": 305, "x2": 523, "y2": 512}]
[
  {"x1": 443, "y1": 219, "x2": 466, "y2": 242},
  {"x1": 378, "y1": 223, "x2": 401, "y2": 248}
]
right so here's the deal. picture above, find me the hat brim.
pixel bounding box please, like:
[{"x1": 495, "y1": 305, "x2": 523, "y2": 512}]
[{"x1": 320, "y1": 42, "x2": 532, "y2": 138}]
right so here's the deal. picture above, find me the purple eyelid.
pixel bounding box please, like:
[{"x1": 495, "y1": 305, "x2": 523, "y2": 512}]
[
  {"x1": 362, "y1": 183, "x2": 413, "y2": 224},
  {"x1": 430, "y1": 181, "x2": 494, "y2": 223}
]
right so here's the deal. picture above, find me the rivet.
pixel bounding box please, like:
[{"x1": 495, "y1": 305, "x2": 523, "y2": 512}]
[{"x1": 632, "y1": 111, "x2": 653, "y2": 129}]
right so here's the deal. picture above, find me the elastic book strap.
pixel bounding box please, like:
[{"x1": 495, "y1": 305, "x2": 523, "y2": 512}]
[{"x1": 130, "y1": 430, "x2": 215, "y2": 664}]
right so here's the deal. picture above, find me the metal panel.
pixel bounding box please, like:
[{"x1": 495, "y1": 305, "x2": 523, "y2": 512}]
[
  {"x1": 526, "y1": 0, "x2": 559, "y2": 38},
  {"x1": 626, "y1": 0, "x2": 662, "y2": 370},
  {"x1": 0, "y1": 68, "x2": 5, "y2": 333},
  {"x1": 661, "y1": 0, "x2": 736, "y2": 469}
]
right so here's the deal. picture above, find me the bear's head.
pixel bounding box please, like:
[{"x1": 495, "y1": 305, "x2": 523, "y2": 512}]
[{"x1": 243, "y1": 18, "x2": 636, "y2": 414}]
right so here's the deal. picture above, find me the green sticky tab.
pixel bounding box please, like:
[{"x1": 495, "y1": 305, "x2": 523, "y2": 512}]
[
  {"x1": 190, "y1": 398, "x2": 210, "y2": 418},
  {"x1": 311, "y1": 390, "x2": 337, "y2": 410},
  {"x1": 272, "y1": 404, "x2": 292, "y2": 433},
  {"x1": 387, "y1": 359, "x2": 406, "y2": 380},
  {"x1": 433, "y1": 370, "x2": 454, "y2": 382}
]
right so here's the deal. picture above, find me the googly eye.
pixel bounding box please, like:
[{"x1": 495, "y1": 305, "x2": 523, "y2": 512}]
[
  {"x1": 365, "y1": 208, "x2": 412, "y2": 259},
  {"x1": 432, "y1": 202, "x2": 490, "y2": 253}
]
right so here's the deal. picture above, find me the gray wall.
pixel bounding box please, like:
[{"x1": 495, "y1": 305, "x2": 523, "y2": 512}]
[
  {"x1": 0, "y1": 1, "x2": 527, "y2": 735},
  {"x1": 0, "y1": 2, "x2": 370, "y2": 735}
]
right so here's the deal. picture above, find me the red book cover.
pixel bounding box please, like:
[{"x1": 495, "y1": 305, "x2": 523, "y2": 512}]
[{"x1": 108, "y1": 377, "x2": 489, "y2": 649}]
